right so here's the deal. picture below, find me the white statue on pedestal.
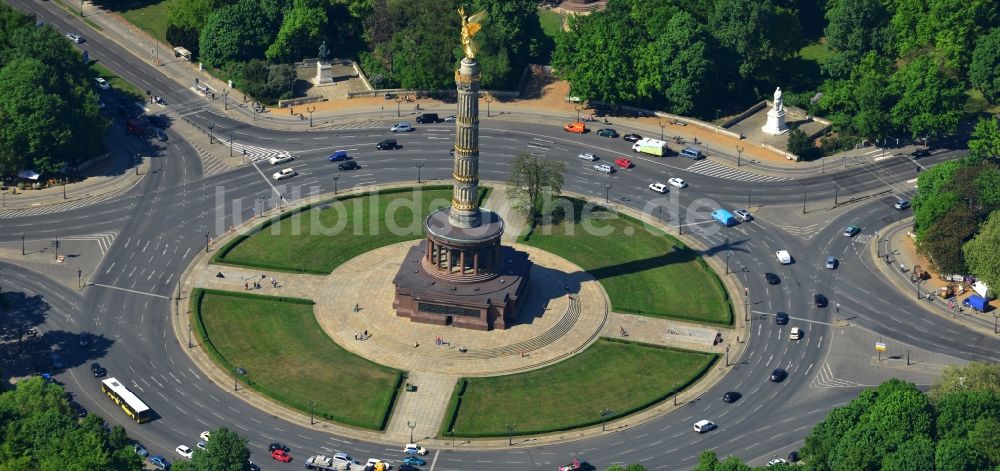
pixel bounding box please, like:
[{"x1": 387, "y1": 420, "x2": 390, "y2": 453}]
[{"x1": 762, "y1": 86, "x2": 788, "y2": 135}]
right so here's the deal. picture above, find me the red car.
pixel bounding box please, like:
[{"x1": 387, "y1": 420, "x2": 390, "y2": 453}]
[
  {"x1": 272, "y1": 450, "x2": 292, "y2": 462},
  {"x1": 614, "y1": 158, "x2": 633, "y2": 168}
]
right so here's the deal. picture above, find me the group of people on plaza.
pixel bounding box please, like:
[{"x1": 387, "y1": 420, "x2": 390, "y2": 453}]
[{"x1": 243, "y1": 274, "x2": 279, "y2": 290}]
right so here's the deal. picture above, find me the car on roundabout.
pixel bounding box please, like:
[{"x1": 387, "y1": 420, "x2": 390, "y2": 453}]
[
  {"x1": 338, "y1": 160, "x2": 360, "y2": 171},
  {"x1": 668, "y1": 177, "x2": 687, "y2": 188},
  {"x1": 269, "y1": 443, "x2": 290, "y2": 453},
  {"x1": 734, "y1": 209, "x2": 753, "y2": 222},
  {"x1": 765, "y1": 272, "x2": 780, "y2": 285},
  {"x1": 66, "y1": 33, "x2": 84, "y2": 43},
  {"x1": 399, "y1": 466, "x2": 420, "y2": 471},
  {"x1": 271, "y1": 449, "x2": 292, "y2": 462},
  {"x1": 693, "y1": 419, "x2": 717, "y2": 433},
  {"x1": 814, "y1": 293, "x2": 828, "y2": 308},
  {"x1": 842, "y1": 225, "x2": 860, "y2": 237},
  {"x1": 648, "y1": 182, "x2": 668, "y2": 194},
  {"x1": 402, "y1": 456, "x2": 426, "y2": 466},
  {"x1": 770, "y1": 368, "x2": 788, "y2": 382},
  {"x1": 175, "y1": 445, "x2": 193, "y2": 459},
  {"x1": 328, "y1": 150, "x2": 349, "y2": 161},
  {"x1": 91, "y1": 362, "x2": 107, "y2": 377},
  {"x1": 722, "y1": 391, "x2": 741, "y2": 403},
  {"x1": 614, "y1": 158, "x2": 633, "y2": 168},
  {"x1": 268, "y1": 152, "x2": 293, "y2": 165},
  {"x1": 775, "y1": 312, "x2": 789, "y2": 325},
  {"x1": 272, "y1": 168, "x2": 296, "y2": 180},
  {"x1": 365, "y1": 458, "x2": 392, "y2": 470},
  {"x1": 895, "y1": 199, "x2": 910, "y2": 210},
  {"x1": 391, "y1": 122, "x2": 414, "y2": 132},
  {"x1": 578, "y1": 152, "x2": 598, "y2": 161},
  {"x1": 444, "y1": 115, "x2": 457, "y2": 122},
  {"x1": 594, "y1": 163, "x2": 615, "y2": 174},
  {"x1": 377, "y1": 139, "x2": 399, "y2": 150},
  {"x1": 623, "y1": 133, "x2": 642, "y2": 142},
  {"x1": 403, "y1": 444, "x2": 427, "y2": 456},
  {"x1": 597, "y1": 128, "x2": 619, "y2": 138}
]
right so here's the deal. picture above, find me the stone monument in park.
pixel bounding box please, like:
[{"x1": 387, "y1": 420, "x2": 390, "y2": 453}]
[
  {"x1": 761, "y1": 86, "x2": 789, "y2": 135},
  {"x1": 392, "y1": 9, "x2": 531, "y2": 331},
  {"x1": 313, "y1": 41, "x2": 334, "y2": 87}
]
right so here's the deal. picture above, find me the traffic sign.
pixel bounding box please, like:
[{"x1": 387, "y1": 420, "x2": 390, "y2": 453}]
[{"x1": 875, "y1": 342, "x2": 887, "y2": 352}]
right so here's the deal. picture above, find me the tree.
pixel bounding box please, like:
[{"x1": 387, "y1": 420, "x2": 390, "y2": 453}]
[
  {"x1": 198, "y1": 0, "x2": 282, "y2": 67},
  {"x1": 507, "y1": 152, "x2": 566, "y2": 224},
  {"x1": 787, "y1": 127, "x2": 819, "y2": 160},
  {"x1": 963, "y1": 212, "x2": 1000, "y2": 297},
  {"x1": 553, "y1": 9, "x2": 642, "y2": 103},
  {"x1": 935, "y1": 391, "x2": 1000, "y2": 440},
  {"x1": 913, "y1": 190, "x2": 960, "y2": 239},
  {"x1": 889, "y1": 54, "x2": 964, "y2": 140},
  {"x1": 633, "y1": 11, "x2": 717, "y2": 115},
  {"x1": 967, "y1": 417, "x2": 1000, "y2": 465},
  {"x1": 605, "y1": 465, "x2": 649, "y2": 471},
  {"x1": 470, "y1": 0, "x2": 548, "y2": 88},
  {"x1": 709, "y1": 0, "x2": 802, "y2": 79},
  {"x1": 935, "y1": 438, "x2": 990, "y2": 471},
  {"x1": 970, "y1": 28, "x2": 1000, "y2": 104},
  {"x1": 814, "y1": 52, "x2": 896, "y2": 139},
  {"x1": 919, "y1": 205, "x2": 978, "y2": 273},
  {"x1": 387, "y1": 0, "x2": 459, "y2": 90},
  {"x1": 173, "y1": 427, "x2": 251, "y2": 471},
  {"x1": 925, "y1": 0, "x2": 998, "y2": 75},
  {"x1": 823, "y1": 0, "x2": 891, "y2": 77},
  {"x1": 889, "y1": 0, "x2": 933, "y2": 57},
  {"x1": 882, "y1": 436, "x2": 936, "y2": 471},
  {"x1": 265, "y1": 0, "x2": 328, "y2": 63},
  {"x1": 968, "y1": 117, "x2": 1000, "y2": 162},
  {"x1": 930, "y1": 362, "x2": 1000, "y2": 401}
]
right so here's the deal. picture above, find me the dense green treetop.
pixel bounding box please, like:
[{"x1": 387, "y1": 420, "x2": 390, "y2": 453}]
[
  {"x1": 173, "y1": 427, "x2": 252, "y2": 471},
  {"x1": 969, "y1": 28, "x2": 1000, "y2": 104}
]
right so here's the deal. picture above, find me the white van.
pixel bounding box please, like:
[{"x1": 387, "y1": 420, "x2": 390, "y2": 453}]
[
  {"x1": 693, "y1": 419, "x2": 716, "y2": 433},
  {"x1": 775, "y1": 250, "x2": 792, "y2": 264},
  {"x1": 789, "y1": 327, "x2": 801, "y2": 340}
]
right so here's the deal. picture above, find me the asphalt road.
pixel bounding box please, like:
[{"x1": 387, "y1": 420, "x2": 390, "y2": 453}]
[{"x1": 3, "y1": 1, "x2": 998, "y2": 469}]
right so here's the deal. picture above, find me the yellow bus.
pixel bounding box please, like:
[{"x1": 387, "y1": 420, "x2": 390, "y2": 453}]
[{"x1": 101, "y1": 377, "x2": 151, "y2": 423}]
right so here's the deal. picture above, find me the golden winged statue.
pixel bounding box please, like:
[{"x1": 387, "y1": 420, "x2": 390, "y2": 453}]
[{"x1": 458, "y1": 7, "x2": 487, "y2": 59}]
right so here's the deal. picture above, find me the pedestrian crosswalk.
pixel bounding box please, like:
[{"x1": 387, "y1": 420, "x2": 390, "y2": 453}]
[
  {"x1": 315, "y1": 120, "x2": 385, "y2": 130},
  {"x1": 0, "y1": 183, "x2": 136, "y2": 219},
  {"x1": 684, "y1": 159, "x2": 788, "y2": 182},
  {"x1": 220, "y1": 140, "x2": 290, "y2": 165}
]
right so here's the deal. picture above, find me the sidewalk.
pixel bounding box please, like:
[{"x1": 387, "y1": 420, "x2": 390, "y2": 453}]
[{"x1": 872, "y1": 219, "x2": 999, "y2": 336}]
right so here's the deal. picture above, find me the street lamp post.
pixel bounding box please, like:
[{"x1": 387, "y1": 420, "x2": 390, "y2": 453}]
[
  {"x1": 333, "y1": 174, "x2": 340, "y2": 195},
  {"x1": 233, "y1": 366, "x2": 243, "y2": 391},
  {"x1": 802, "y1": 189, "x2": 807, "y2": 214},
  {"x1": 725, "y1": 251, "x2": 730, "y2": 274},
  {"x1": 396, "y1": 96, "x2": 404, "y2": 117},
  {"x1": 136, "y1": 153, "x2": 141, "y2": 176},
  {"x1": 77, "y1": 268, "x2": 82, "y2": 289},
  {"x1": 674, "y1": 383, "x2": 678, "y2": 406},
  {"x1": 205, "y1": 233, "x2": 210, "y2": 253},
  {"x1": 223, "y1": 89, "x2": 229, "y2": 110},
  {"x1": 208, "y1": 122, "x2": 215, "y2": 144},
  {"x1": 62, "y1": 179, "x2": 67, "y2": 200},
  {"x1": 484, "y1": 94, "x2": 494, "y2": 118},
  {"x1": 725, "y1": 345, "x2": 730, "y2": 366},
  {"x1": 306, "y1": 106, "x2": 316, "y2": 127},
  {"x1": 229, "y1": 132, "x2": 233, "y2": 157},
  {"x1": 994, "y1": 312, "x2": 999, "y2": 334},
  {"x1": 604, "y1": 182, "x2": 611, "y2": 204},
  {"x1": 599, "y1": 409, "x2": 613, "y2": 432},
  {"x1": 575, "y1": 104, "x2": 583, "y2": 122},
  {"x1": 21, "y1": 234, "x2": 25, "y2": 256},
  {"x1": 658, "y1": 119, "x2": 668, "y2": 140},
  {"x1": 309, "y1": 400, "x2": 317, "y2": 425},
  {"x1": 736, "y1": 146, "x2": 744, "y2": 167},
  {"x1": 406, "y1": 421, "x2": 416, "y2": 443},
  {"x1": 744, "y1": 295, "x2": 750, "y2": 322},
  {"x1": 505, "y1": 423, "x2": 516, "y2": 445},
  {"x1": 835, "y1": 185, "x2": 840, "y2": 205},
  {"x1": 416, "y1": 160, "x2": 425, "y2": 183}
]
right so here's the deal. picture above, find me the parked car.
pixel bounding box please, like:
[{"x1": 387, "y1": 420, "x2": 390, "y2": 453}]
[
  {"x1": 377, "y1": 139, "x2": 399, "y2": 150},
  {"x1": 66, "y1": 33, "x2": 84, "y2": 43},
  {"x1": 150, "y1": 455, "x2": 171, "y2": 470},
  {"x1": 788, "y1": 451, "x2": 800, "y2": 462},
  {"x1": 391, "y1": 122, "x2": 414, "y2": 132},
  {"x1": 842, "y1": 225, "x2": 860, "y2": 237},
  {"x1": 722, "y1": 391, "x2": 740, "y2": 403},
  {"x1": 623, "y1": 133, "x2": 642, "y2": 142},
  {"x1": 775, "y1": 312, "x2": 789, "y2": 325},
  {"x1": 614, "y1": 158, "x2": 633, "y2": 168},
  {"x1": 154, "y1": 128, "x2": 168, "y2": 142},
  {"x1": 894, "y1": 199, "x2": 910, "y2": 210},
  {"x1": 648, "y1": 182, "x2": 668, "y2": 194},
  {"x1": 196, "y1": 441, "x2": 207, "y2": 451},
  {"x1": 271, "y1": 449, "x2": 292, "y2": 462},
  {"x1": 79, "y1": 332, "x2": 90, "y2": 347},
  {"x1": 328, "y1": 150, "x2": 348, "y2": 161},
  {"x1": 765, "y1": 273, "x2": 780, "y2": 285},
  {"x1": 272, "y1": 168, "x2": 296, "y2": 180},
  {"x1": 826, "y1": 256, "x2": 838, "y2": 269},
  {"x1": 668, "y1": 177, "x2": 687, "y2": 188},
  {"x1": 175, "y1": 445, "x2": 193, "y2": 459},
  {"x1": 767, "y1": 458, "x2": 788, "y2": 466},
  {"x1": 94, "y1": 77, "x2": 110, "y2": 90},
  {"x1": 338, "y1": 160, "x2": 360, "y2": 171},
  {"x1": 693, "y1": 419, "x2": 717, "y2": 433},
  {"x1": 200, "y1": 431, "x2": 211, "y2": 441},
  {"x1": 268, "y1": 152, "x2": 293, "y2": 165},
  {"x1": 597, "y1": 128, "x2": 619, "y2": 138},
  {"x1": 134, "y1": 444, "x2": 149, "y2": 458},
  {"x1": 769, "y1": 368, "x2": 787, "y2": 382},
  {"x1": 577, "y1": 152, "x2": 597, "y2": 161},
  {"x1": 593, "y1": 163, "x2": 615, "y2": 174}
]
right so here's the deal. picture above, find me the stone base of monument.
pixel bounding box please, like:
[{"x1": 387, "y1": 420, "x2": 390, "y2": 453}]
[
  {"x1": 761, "y1": 107, "x2": 788, "y2": 135},
  {"x1": 312, "y1": 61, "x2": 334, "y2": 87}
]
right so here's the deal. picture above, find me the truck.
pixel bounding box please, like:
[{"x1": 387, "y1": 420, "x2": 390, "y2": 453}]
[
  {"x1": 711, "y1": 209, "x2": 736, "y2": 227},
  {"x1": 631, "y1": 138, "x2": 670, "y2": 156},
  {"x1": 305, "y1": 455, "x2": 351, "y2": 471}
]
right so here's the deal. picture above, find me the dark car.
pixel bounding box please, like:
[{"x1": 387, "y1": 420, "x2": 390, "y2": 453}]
[
  {"x1": 415, "y1": 113, "x2": 439, "y2": 124},
  {"x1": 376, "y1": 139, "x2": 399, "y2": 150},
  {"x1": 134, "y1": 444, "x2": 149, "y2": 458},
  {"x1": 894, "y1": 199, "x2": 910, "y2": 210},
  {"x1": 764, "y1": 272, "x2": 780, "y2": 285},
  {"x1": 338, "y1": 160, "x2": 360, "y2": 171},
  {"x1": 775, "y1": 312, "x2": 789, "y2": 325},
  {"x1": 268, "y1": 443, "x2": 290, "y2": 453},
  {"x1": 399, "y1": 465, "x2": 421, "y2": 471},
  {"x1": 770, "y1": 368, "x2": 787, "y2": 382},
  {"x1": 150, "y1": 455, "x2": 171, "y2": 470},
  {"x1": 79, "y1": 332, "x2": 90, "y2": 347},
  {"x1": 814, "y1": 293, "x2": 828, "y2": 308},
  {"x1": 722, "y1": 391, "x2": 741, "y2": 403},
  {"x1": 910, "y1": 148, "x2": 931, "y2": 158},
  {"x1": 91, "y1": 362, "x2": 107, "y2": 377},
  {"x1": 596, "y1": 128, "x2": 619, "y2": 138},
  {"x1": 328, "y1": 150, "x2": 348, "y2": 161},
  {"x1": 70, "y1": 401, "x2": 87, "y2": 418},
  {"x1": 623, "y1": 133, "x2": 641, "y2": 142},
  {"x1": 788, "y1": 451, "x2": 800, "y2": 462}
]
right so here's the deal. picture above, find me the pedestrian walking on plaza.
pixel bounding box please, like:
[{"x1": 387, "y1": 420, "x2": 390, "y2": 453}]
[{"x1": 245, "y1": 282, "x2": 249, "y2": 290}]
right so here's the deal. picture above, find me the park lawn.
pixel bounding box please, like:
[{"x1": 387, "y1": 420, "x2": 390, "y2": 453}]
[
  {"x1": 120, "y1": 1, "x2": 170, "y2": 44},
  {"x1": 219, "y1": 187, "x2": 488, "y2": 273},
  {"x1": 538, "y1": 9, "x2": 565, "y2": 39},
  {"x1": 446, "y1": 339, "x2": 716, "y2": 436},
  {"x1": 521, "y1": 204, "x2": 732, "y2": 325},
  {"x1": 195, "y1": 291, "x2": 401, "y2": 430},
  {"x1": 89, "y1": 63, "x2": 144, "y2": 102},
  {"x1": 799, "y1": 39, "x2": 835, "y2": 64}
]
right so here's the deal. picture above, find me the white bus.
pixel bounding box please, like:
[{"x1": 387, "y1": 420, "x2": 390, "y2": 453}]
[{"x1": 101, "y1": 377, "x2": 151, "y2": 423}]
